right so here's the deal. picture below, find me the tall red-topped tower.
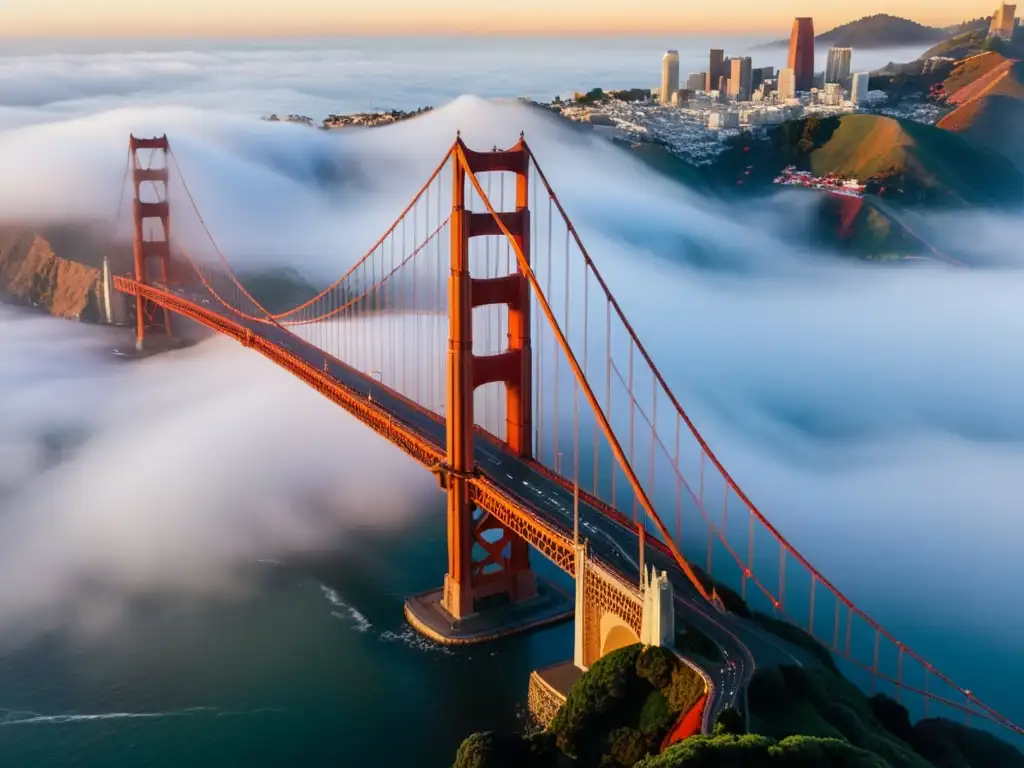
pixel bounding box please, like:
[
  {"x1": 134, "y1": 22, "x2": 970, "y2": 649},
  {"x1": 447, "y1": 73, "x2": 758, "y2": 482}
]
[
  {"x1": 129, "y1": 134, "x2": 173, "y2": 350},
  {"x1": 441, "y1": 136, "x2": 537, "y2": 621},
  {"x1": 787, "y1": 17, "x2": 815, "y2": 93}
]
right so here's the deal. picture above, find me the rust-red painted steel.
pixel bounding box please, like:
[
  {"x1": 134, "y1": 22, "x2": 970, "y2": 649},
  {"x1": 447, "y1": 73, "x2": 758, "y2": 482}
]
[
  {"x1": 111, "y1": 276, "x2": 578, "y2": 579},
  {"x1": 442, "y1": 139, "x2": 537, "y2": 618},
  {"x1": 526, "y1": 150, "x2": 1023, "y2": 735},
  {"x1": 166, "y1": 145, "x2": 457, "y2": 326},
  {"x1": 456, "y1": 140, "x2": 716, "y2": 606},
  {"x1": 113, "y1": 133, "x2": 1022, "y2": 736}
]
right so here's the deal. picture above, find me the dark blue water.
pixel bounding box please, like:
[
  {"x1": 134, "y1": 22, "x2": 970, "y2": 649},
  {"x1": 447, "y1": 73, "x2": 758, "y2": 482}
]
[{"x1": 0, "y1": 515, "x2": 574, "y2": 767}]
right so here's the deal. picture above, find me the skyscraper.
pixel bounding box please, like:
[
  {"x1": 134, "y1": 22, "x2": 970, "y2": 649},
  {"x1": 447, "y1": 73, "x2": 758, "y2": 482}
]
[
  {"x1": 778, "y1": 67, "x2": 796, "y2": 100},
  {"x1": 751, "y1": 68, "x2": 765, "y2": 93},
  {"x1": 687, "y1": 72, "x2": 706, "y2": 91},
  {"x1": 788, "y1": 17, "x2": 815, "y2": 92},
  {"x1": 988, "y1": 3, "x2": 1017, "y2": 39},
  {"x1": 661, "y1": 50, "x2": 680, "y2": 105},
  {"x1": 728, "y1": 57, "x2": 753, "y2": 101},
  {"x1": 706, "y1": 49, "x2": 725, "y2": 91},
  {"x1": 851, "y1": 72, "x2": 870, "y2": 105},
  {"x1": 825, "y1": 47, "x2": 852, "y2": 83}
]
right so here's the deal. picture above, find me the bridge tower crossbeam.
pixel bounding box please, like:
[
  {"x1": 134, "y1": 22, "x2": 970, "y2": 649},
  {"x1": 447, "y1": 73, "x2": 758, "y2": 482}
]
[
  {"x1": 442, "y1": 137, "x2": 537, "y2": 620},
  {"x1": 129, "y1": 134, "x2": 173, "y2": 351}
]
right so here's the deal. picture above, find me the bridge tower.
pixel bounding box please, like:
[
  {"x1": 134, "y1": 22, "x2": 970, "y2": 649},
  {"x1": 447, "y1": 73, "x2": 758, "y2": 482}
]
[
  {"x1": 129, "y1": 135, "x2": 173, "y2": 351},
  {"x1": 442, "y1": 136, "x2": 537, "y2": 620}
]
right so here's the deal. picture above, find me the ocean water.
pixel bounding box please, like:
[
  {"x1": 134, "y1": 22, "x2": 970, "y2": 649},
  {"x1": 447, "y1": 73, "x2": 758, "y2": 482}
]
[
  {"x1": 0, "y1": 35, "x2": 1022, "y2": 768},
  {"x1": 0, "y1": 512, "x2": 574, "y2": 767}
]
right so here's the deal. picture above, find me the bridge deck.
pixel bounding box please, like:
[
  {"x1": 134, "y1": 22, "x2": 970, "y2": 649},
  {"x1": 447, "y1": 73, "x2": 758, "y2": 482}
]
[{"x1": 111, "y1": 277, "x2": 867, "y2": 725}]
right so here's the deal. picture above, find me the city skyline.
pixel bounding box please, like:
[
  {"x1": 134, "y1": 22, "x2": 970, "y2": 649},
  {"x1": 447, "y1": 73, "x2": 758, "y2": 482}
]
[{"x1": 0, "y1": 0, "x2": 1006, "y2": 36}]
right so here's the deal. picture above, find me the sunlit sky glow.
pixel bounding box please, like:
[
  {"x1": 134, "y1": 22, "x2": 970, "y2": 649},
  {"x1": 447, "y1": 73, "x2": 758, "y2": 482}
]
[{"x1": 0, "y1": 0, "x2": 1002, "y2": 36}]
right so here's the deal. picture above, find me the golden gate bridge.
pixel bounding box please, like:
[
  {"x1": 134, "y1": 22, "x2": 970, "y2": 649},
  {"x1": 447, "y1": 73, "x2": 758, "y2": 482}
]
[{"x1": 110, "y1": 133, "x2": 1021, "y2": 738}]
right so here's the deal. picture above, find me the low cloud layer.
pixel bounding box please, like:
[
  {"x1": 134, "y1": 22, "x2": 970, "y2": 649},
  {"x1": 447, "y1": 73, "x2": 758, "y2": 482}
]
[
  {"x1": 0, "y1": 72, "x2": 1022, "y2": 724},
  {"x1": 0, "y1": 307, "x2": 437, "y2": 643}
]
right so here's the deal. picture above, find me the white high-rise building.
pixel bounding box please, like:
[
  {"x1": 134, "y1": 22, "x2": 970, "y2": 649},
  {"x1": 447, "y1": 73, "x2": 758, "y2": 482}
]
[
  {"x1": 851, "y1": 72, "x2": 870, "y2": 105},
  {"x1": 825, "y1": 47, "x2": 853, "y2": 83},
  {"x1": 778, "y1": 67, "x2": 796, "y2": 100},
  {"x1": 661, "y1": 51, "x2": 680, "y2": 105},
  {"x1": 988, "y1": 3, "x2": 1017, "y2": 39},
  {"x1": 821, "y1": 82, "x2": 844, "y2": 106}
]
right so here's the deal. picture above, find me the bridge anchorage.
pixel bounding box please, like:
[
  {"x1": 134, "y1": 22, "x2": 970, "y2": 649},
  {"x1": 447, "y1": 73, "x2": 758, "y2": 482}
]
[{"x1": 111, "y1": 132, "x2": 1024, "y2": 741}]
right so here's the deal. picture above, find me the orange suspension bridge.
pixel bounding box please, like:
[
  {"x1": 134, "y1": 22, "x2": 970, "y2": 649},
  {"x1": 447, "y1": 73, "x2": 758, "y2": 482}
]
[{"x1": 111, "y1": 134, "x2": 1021, "y2": 738}]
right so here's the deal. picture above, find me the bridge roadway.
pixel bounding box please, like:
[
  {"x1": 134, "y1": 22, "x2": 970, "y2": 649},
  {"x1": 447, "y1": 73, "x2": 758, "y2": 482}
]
[{"x1": 139, "y1": 283, "x2": 817, "y2": 727}]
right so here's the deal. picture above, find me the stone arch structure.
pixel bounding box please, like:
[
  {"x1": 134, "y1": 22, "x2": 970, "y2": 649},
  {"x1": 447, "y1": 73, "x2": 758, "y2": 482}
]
[
  {"x1": 572, "y1": 544, "x2": 676, "y2": 670},
  {"x1": 578, "y1": 554, "x2": 644, "y2": 668},
  {"x1": 600, "y1": 615, "x2": 641, "y2": 657}
]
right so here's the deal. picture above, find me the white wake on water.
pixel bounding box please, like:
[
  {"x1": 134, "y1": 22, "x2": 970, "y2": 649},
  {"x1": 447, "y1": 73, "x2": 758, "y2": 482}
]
[
  {"x1": 317, "y1": 582, "x2": 453, "y2": 654},
  {"x1": 320, "y1": 583, "x2": 373, "y2": 633},
  {"x1": 0, "y1": 706, "x2": 288, "y2": 726}
]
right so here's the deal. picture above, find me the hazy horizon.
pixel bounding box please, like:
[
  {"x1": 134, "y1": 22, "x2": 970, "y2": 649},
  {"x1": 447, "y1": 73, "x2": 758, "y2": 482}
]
[
  {"x1": 0, "y1": 1, "x2": 1003, "y2": 37},
  {"x1": 0, "y1": 36, "x2": 929, "y2": 129}
]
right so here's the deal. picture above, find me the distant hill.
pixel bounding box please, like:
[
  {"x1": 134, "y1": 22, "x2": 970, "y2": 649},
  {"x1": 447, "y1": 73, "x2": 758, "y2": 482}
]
[
  {"x1": 758, "y1": 14, "x2": 946, "y2": 50},
  {"x1": 920, "y1": 30, "x2": 989, "y2": 60},
  {"x1": 942, "y1": 16, "x2": 991, "y2": 36},
  {"x1": 936, "y1": 54, "x2": 1024, "y2": 169},
  {"x1": 920, "y1": 17, "x2": 1023, "y2": 60}
]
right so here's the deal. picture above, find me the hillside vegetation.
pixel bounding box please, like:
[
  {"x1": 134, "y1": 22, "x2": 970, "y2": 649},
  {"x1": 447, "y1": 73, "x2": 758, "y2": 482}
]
[
  {"x1": 937, "y1": 52, "x2": 1018, "y2": 104},
  {"x1": 919, "y1": 30, "x2": 988, "y2": 60},
  {"x1": 921, "y1": 20, "x2": 1023, "y2": 60},
  {"x1": 453, "y1": 644, "x2": 706, "y2": 768},
  {"x1": 942, "y1": 17, "x2": 991, "y2": 36},
  {"x1": 819, "y1": 14, "x2": 946, "y2": 48},
  {"x1": 669, "y1": 114, "x2": 1023, "y2": 207},
  {"x1": 746, "y1": 665, "x2": 1024, "y2": 768},
  {"x1": 801, "y1": 114, "x2": 1021, "y2": 205},
  {"x1": 452, "y1": 644, "x2": 1024, "y2": 767},
  {"x1": 936, "y1": 56, "x2": 1024, "y2": 169}
]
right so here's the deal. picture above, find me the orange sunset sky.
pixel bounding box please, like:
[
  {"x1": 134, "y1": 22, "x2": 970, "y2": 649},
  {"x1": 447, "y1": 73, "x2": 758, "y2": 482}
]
[{"x1": 0, "y1": 0, "x2": 1003, "y2": 36}]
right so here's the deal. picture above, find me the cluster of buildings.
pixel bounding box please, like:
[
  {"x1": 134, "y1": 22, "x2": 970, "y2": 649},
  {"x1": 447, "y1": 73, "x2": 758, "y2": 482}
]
[
  {"x1": 658, "y1": 16, "x2": 874, "y2": 122},
  {"x1": 774, "y1": 166, "x2": 867, "y2": 198},
  {"x1": 321, "y1": 108, "x2": 433, "y2": 129},
  {"x1": 551, "y1": 16, "x2": 893, "y2": 164},
  {"x1": 262, "y1": 108, "x2": 433, "y2": 130}
]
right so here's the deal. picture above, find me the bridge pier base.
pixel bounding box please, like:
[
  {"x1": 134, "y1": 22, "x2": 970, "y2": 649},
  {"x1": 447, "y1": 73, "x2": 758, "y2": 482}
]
[{"x1": 403, "y1": 577, "x2": 573, "y2": 646}]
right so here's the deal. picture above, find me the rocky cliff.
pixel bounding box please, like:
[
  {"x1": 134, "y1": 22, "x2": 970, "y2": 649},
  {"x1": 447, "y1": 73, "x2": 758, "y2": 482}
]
[{"x1": 0, "y1": 229, "x2": 105, "y2": 322}]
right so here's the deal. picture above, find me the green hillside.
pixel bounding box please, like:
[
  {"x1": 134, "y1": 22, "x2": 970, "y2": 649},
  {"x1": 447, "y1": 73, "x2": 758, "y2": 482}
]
[
  {"x1": 937, "y1": 58, "x2": 1024, "y2": 169},
  {"x1": 804, "y1": 113, "x2": 1022, "y2": 205},
  {"x1": 632, "y1": 114, "x2": 1022, "y2": 207},
  {"x1": 451, "y1": 645, "x2": 1024, "y2": 768}
]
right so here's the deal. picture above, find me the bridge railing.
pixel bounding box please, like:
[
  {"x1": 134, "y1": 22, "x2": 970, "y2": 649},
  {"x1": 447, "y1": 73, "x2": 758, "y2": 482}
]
[
  {"x1": 512, "y1": 146, "x2": 1022, "y2": 736},
  {"x1": 128, "y1": 134, "x2": 1020, "y2": 738}
]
